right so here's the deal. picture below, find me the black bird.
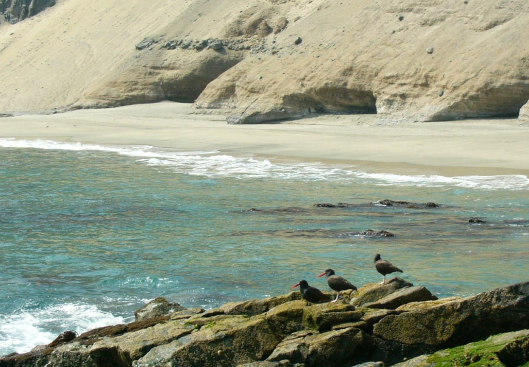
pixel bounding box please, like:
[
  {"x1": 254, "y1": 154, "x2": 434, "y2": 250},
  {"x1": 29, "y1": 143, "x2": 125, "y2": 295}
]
[
  {"x1": 292, "y1": 280, "x2": 330, "y2": 303},
  {"x1": 318, "y1": 269, "x2": 357, "y2": 302},
  {"x1": 374, "y1": 254, "x2": 403, "y2": 284}
]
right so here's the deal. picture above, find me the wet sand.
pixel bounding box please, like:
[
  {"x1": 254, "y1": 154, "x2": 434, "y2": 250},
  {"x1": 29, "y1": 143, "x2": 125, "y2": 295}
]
[{"x1": 1, "y1": 102, "x2": 528, "y2": 176}]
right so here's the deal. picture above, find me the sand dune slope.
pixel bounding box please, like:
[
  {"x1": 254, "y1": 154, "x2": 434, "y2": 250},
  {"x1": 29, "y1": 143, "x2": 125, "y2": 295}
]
[{"x1": 0, "y1": 0, "x2": 528, "y2": 124}]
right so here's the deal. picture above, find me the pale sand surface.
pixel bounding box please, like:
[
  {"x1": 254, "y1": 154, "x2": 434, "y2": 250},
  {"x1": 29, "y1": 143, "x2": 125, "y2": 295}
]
[{"x1": 1, "y1": 102, "x2": 528, "y2": 177}]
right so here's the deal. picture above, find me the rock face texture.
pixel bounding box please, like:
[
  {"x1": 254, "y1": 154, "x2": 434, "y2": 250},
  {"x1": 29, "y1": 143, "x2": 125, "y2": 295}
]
[
  {"x1": 0, "y1": 0, "x2": 55, "y2": 23},
  {"x1": 0, "y1": 0, "x2": 528, "y2": 123},
  {"x1": 520, "y1": 101, "x2": 529, "y2": 122},
  {"x1": 1, "y1": 281, "x2": 529, "y2": 367}
]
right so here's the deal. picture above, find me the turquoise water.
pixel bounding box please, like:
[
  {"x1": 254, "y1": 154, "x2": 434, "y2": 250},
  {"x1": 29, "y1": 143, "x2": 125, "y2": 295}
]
[{"x1": 0, "y1": 139, "x2": 528, "y2": 355}]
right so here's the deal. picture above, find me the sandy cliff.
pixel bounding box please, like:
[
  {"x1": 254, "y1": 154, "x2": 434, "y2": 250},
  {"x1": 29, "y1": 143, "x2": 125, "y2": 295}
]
[{"x1": 0, "y1": 0, "x2": 528, "y2": 123}]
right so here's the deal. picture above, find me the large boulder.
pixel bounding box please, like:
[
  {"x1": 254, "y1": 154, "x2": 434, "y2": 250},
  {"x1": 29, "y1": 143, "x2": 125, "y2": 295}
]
[
  {"x1": 267, "y1": 327, "x2": 373, "y2": 367},
  {"x1": 134, "y1": 297, "x2": 186, "y2": 321},
  {"x1": 373, "y1": 282, "x2": 529, "y2": 348},
  {"x1": 350, "y1": 278, "x2": 413, "y2": 307},
  {"x1": 362, "y1": 286, "x2": 438, "y2": 310}
]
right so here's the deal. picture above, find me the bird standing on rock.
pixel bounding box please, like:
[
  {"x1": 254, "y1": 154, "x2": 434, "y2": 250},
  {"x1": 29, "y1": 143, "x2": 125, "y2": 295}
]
[
  {"x1": 318, "y1": 268, "x2": 357, "y2": 302},
  {"x1": 374, "y1": 254, "x2": 403, "y2": 284},
  {"x1": 292, "y1": 280, "x2": 330, "y2": 303}
]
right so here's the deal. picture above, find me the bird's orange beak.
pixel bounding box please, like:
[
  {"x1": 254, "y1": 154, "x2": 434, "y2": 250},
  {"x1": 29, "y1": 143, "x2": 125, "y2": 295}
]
[
  {"x1": 317, "y1": 272, "x2": 326, "y2": 278},
  {"x1": 292, "y1": 283, "x2": 300, "y2": 289}
]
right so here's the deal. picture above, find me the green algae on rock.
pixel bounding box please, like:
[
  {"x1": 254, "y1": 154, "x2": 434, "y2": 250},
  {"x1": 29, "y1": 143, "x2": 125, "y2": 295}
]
[{"x1": 394, "y1": 329, "x2": 529, "y2": 367}]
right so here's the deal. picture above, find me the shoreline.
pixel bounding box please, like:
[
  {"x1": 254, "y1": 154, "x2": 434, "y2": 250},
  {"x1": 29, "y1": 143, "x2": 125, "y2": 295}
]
[{"x1": 1, "y1": 101, "x2": 529, "y2": 177}]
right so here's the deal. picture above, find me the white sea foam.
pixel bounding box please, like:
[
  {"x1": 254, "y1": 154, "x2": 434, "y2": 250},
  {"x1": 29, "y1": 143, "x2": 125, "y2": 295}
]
[
  {"x1": 1, "y1": 138, "x2": 528, "y2": 190},
  {"x1": 0, "y1": 303, "x2": 125, "y2": 355}
]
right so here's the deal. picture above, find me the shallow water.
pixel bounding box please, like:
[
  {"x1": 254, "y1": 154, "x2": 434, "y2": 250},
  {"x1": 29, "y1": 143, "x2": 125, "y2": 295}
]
[{"x1": 0, "y1": 138, "x2": 528, "y2": 355}]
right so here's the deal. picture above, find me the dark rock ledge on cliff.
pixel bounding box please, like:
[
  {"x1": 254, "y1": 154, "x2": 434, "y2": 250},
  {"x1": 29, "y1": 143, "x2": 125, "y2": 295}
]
[{"x1": 1, "y1": 280, "x2": 528, "y2": 367}]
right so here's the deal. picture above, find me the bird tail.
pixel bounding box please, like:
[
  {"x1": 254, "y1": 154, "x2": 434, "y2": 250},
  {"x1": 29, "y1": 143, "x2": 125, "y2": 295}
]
[{"x1": 396, "y1": 267, "x2": 403, "y2": 273}]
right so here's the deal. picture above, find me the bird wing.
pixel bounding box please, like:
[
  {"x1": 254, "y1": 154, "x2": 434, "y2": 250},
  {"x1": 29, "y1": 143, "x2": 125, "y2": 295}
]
[
  {"x1": 305, "y1": 287, "x2": 330, "y2": 302},
  {"x1": 328, "y1": 275, "x2": 357, "y2": 291},
  {"x1": 376, "y1": 260, "x2": 403, "y2": 275}
]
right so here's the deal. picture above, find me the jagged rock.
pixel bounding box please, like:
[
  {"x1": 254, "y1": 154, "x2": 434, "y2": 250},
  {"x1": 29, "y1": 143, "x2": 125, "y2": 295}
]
[
  {"x1": 362, "y1": 286, "x2": 438, "y2": 310},
  {"x1": 221, "y1": 292, "x2": 302, "y2": 316},
  {"x1": 469, "y1": 217, "x2": 486, "y2": 223},
  {"x1": 267, "y1": 327, "x2": 372, "y2": 367},
  {"x1": 134, "y1": 297, "x2": 186, "y2": 321},
  {"x1": 303, "y1": 303, "x2": 363, "y2": 332},
  {"x1": 373, "y1": 282, "x2": 529, "y2": 348},
  {"x1": 135, "y1": 37, "x2": 158, "y2": 51},
  {"x1": 48, "y1": 331, "x2": 77, "y2": 348},
  {"x1": 393, "y1": 329, "x2": 529, "y2": 367},
  {"x1": 350, "y1": 278, "x2": 413, "y2": 307},
  {"x1": 134, "y1": 315, "x2": 282, "y2": 367},
  {"x1": 3, "y1": 283, "x2": 529, "y2": 367},
  {"x1": 352, "y1": 362, "x2": 385, "y2": 367},
  {"x1": 209, "y1": 41, "x2": 224, "y2": 50}
]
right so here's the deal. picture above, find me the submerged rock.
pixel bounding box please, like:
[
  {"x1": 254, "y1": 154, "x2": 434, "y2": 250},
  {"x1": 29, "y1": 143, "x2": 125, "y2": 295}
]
[{"x1": 376, "y1": 200, "x2": 440, "y2": 209}]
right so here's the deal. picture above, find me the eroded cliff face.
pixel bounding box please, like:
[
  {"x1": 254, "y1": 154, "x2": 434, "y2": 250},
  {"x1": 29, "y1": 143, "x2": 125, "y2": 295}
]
[
  {"x1": 520, "y1": 101, "x2": 529, "y2": 122},
  {"x1": 0, "y1": 0, "x2": 528, "y2": 123},
  {"x1": 0, "y1": 0, "x2": 55, "y2": 23},
  {"x1": 195, "y1": 0, "x2": 529, "y2": 123}
]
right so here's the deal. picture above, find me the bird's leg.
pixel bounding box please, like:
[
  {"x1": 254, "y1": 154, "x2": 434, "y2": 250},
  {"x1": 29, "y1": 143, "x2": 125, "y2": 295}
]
[
  {"x1": 331, "y1": 292, "x2": 340, "y2": 303},
  {"x1": 380, "y1": 275, "x2": 386, "y2": 285}
]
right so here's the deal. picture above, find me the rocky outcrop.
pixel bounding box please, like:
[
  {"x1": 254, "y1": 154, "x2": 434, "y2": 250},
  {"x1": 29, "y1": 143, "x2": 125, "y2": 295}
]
[
  {"x1": 0, "y1": 0, "x2": 55, "y2": 23},
  {"x1": 1, "y1": 282, "x2": 529, "y2": 367},
  {"x1": 521, "y1": 101, "x2": 529, "y2": 122}
]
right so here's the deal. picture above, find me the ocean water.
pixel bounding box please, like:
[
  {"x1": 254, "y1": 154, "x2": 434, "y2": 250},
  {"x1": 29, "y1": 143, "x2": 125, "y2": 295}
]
[{"x1": 0, "y1": 138, "x2": 528, "y2": 355}]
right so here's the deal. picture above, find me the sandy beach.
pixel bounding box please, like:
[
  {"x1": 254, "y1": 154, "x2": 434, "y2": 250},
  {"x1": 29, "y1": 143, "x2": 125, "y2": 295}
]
[{"x1": 1, "y1": 102, "x2": 529, "y2": 177}]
